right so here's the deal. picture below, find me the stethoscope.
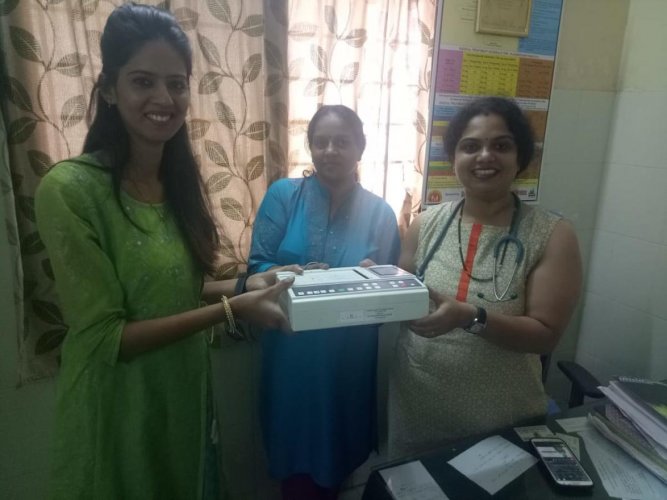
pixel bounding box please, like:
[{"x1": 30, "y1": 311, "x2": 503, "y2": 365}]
[{"x1": 415, "y1": 193, "x2": 525, "y2": 302}]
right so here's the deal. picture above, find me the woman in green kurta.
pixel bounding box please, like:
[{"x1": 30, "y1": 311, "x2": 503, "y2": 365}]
[{"x1": 35, "y1": 5, "x2": 294, "y2": 499}]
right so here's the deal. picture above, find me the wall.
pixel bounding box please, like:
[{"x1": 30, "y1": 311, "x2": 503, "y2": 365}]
[
  {"x1": 575, "y1": 0, "x2": 667, "y2": 382},
  {"x1": 538, "y1": 0, "x2": 628, "y2": 402}
]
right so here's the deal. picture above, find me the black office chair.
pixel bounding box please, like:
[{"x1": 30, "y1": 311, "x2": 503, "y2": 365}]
[
  {"x1": 540, "y1": 354, "x2": 562, "y2": 414},
  {"x1": 556, "y1": 360, "x2": 604, "y2": 408},
  {"x1": 540, "y1": 355, "x2": 604, "y2": 410}
]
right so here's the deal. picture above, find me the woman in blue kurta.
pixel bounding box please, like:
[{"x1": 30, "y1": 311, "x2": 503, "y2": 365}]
[{"x1": 249, "y1": 105, "x2": 401, "y2": 498}]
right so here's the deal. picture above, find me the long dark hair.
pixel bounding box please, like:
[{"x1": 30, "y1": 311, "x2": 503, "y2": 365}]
[{"x1": 83, "y1": 3, "x2": 219, "y2": 274}]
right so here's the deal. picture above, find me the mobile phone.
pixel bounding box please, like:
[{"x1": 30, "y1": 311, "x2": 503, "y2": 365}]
[{"x1": 531, "y1": 438, "x2": 593, "y2": 488}]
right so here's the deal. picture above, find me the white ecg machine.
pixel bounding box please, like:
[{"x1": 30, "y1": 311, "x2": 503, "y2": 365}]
[{"x1": 276, "y1": 265, "x2": 429, "y2": 331}]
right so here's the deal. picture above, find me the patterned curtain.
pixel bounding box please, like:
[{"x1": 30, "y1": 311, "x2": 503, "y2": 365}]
[
  {"x1": 1, "y1": 0, "x2": 276, "y2": 383},
  {"x1": 265, "y1": 0, "x2": 436, "y2": 234},
  {"x1": 2, "y1": 0, "x2": 435, "y2": 384},
  {"x1": 1, "y1": 105, "x2": 24, "y2": 379}
]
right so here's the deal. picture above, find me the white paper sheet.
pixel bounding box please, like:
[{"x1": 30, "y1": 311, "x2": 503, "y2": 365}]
[
  {"x1": 513, "y1": 424, "x2": 556, "y2": 441},
  {"x1": 380, "y1": 460, "x2": 450, "y2": 500},
  {"x1": 555, "y1": 432, "x2": 581, "y2": 460},
  {"x1": 579, "y1": 429, "x2": 667, "y2": 500},
  {"x1": 556, "y1": 416, "x2": 591, "y2": 434},
  {"x1": 447, "y1": 435, "x2": 538, "y2": 495},
  {"x1": 292, "y1": 268, "x2": 362, "y2": 285}
]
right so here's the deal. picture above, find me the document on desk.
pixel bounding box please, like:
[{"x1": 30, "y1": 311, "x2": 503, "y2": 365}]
[
  {"x1": 447, "y1": 435, "x2": 538, "y2": 495},
  {"x1": 379, "y1": 460, "x2": 450, "y2": 500},
  {"x1": 513, "y1": 424, "x2": 555, "y2": 441},
  {"x1": 556, "y1": 416, "x2": 591, "y2": 434},
  {"x1": 555, "y1": 432, "x2": 581, "y2": 460},
  {"x1": 579, "y1": 428, "x2": 667, "y2": 500}
]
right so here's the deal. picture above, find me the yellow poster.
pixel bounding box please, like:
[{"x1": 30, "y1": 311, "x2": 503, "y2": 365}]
[
  {"x1": 424, "y1": 0, "x2": 563, "y2": 206},
  {"x1": 459, "y1": 53, "x2": 520, "y2": 96}
]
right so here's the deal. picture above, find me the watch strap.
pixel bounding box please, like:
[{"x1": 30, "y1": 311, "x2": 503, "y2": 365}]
[{"x1": 234, "y1": 273, "x2": 248, "y2": 296}]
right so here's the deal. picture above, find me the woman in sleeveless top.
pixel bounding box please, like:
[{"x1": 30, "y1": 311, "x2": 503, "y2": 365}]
[{"x1": 388, "y1": 97, "x2": 583, "y2": 458}]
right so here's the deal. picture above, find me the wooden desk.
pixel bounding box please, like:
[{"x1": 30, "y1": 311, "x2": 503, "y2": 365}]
[{"x1": 363, "y1": 404, "x2": 610, "y2": 499}]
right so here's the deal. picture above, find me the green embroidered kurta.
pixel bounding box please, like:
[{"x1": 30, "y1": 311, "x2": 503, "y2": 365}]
[{"x1": 35, "y1": 155, "x2": 208, "y2": 500}]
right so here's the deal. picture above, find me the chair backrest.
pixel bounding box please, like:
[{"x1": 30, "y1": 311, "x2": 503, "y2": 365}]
[{"x1": 556, "y1": 360, "x2": 604, "y2": 408}]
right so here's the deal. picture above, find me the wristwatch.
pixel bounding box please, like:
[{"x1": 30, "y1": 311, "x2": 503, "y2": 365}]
[{"x1": 464, "y1": 306, "x2": 487, "y2": 334}]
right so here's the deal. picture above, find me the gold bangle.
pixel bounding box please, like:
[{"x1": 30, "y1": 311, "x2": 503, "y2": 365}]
[{"x1": 221, "y1": 295, "x2": 245, "y2": 341}]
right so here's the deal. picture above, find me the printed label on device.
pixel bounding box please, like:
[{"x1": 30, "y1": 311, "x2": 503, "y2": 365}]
[
  {"x1": 339, "y1": 311, "x2": 364, "y2": 323},
  {"x1": 338, "y1": 308, "x2": 395, "y2": 323},
  {"x1": 364, "y1": 308, "x2": 395, "y2": 321}
]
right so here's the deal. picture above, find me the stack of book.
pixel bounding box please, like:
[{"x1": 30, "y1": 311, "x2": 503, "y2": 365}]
[{"x1": 591, "y1": 377, "x2": 667, "y2": 484}]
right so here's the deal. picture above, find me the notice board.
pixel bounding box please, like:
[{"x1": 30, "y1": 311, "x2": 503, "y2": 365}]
[{"x1": 423, "y1": 0, "x2": 563, "y2": 206}]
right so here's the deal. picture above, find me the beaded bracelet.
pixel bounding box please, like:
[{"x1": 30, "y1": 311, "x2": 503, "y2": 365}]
[{"x1": 220, "y1": 295, "x2": 245, "y2": 341}]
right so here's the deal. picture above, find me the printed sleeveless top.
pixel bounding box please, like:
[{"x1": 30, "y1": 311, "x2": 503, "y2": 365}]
[{"x1": 388, "y1": 201, "x2": 561, "y2": 458}]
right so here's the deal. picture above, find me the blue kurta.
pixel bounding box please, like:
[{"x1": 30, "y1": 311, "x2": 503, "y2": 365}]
[{"x1": 248, "y1": 175, "x2": 400, "y2": 487}]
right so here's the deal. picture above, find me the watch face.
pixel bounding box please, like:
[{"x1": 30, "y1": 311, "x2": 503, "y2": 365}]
[{"x1": 465, "y1": 307, "x2": 487, "y2": 334}]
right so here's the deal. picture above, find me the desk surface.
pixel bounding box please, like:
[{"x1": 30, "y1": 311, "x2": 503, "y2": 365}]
[{"x1": 363, "y1": 404, "x2": 609, "y2": 499}]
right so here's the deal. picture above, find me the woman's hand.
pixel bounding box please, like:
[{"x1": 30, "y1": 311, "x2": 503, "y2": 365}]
[
  {"x1": 358, "y1": 259, "x2": 376, "y2": 267},
  {"x1": 231, "y1": 277, "x2": 295, "y2": 332},
  {"x1": 303, "y1": 262, "x2": 329, "y2": 270},
  {"x1": 409, "y1": 288, "x2": 475, "y2": 338},
  {"x1": 246, "y1": 264, "x2": 303, "y2": 291}
]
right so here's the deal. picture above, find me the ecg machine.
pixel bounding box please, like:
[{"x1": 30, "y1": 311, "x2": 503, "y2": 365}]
[{"x1": 276, "y1": 265, "x2": 429, "y2": 331}]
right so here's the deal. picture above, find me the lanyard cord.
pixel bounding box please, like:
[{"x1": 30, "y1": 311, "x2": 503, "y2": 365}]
[
  {"x1": 457, "y1": 201, "x2": 492, "y2": 282},
  {"x1": 456, "y1": 196, "x2": 522, "y2": 282},
  {"x1": 415, "y1": 199, "x2": 464, "y2": 281}
]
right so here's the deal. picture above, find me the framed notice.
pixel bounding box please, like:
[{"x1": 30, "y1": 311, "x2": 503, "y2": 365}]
[
  {"x1": 422, "y1": 0, "x2": 564, "y2": 206},
  {"x1": 476, "y1": 0, "x2": 533, "y2": 37}
]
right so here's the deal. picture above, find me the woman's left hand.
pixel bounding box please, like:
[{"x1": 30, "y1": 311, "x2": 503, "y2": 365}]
[
  {"x1": 246, "y1": 264, "x2": 303, "y2": 291},
  {"x1": 232, "y1": 277, "x2": 295, "y2": 332},
  {"x1": 409, "y1": 287, "x2": 474, "y2": 338}
]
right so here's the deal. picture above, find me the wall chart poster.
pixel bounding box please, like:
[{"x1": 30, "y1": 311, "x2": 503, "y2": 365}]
[{"x1": 423, "y1": 0, "x2": 563, "y2": 206}]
